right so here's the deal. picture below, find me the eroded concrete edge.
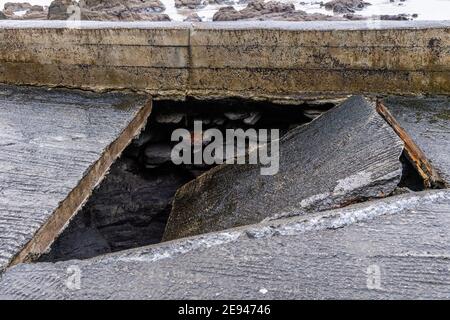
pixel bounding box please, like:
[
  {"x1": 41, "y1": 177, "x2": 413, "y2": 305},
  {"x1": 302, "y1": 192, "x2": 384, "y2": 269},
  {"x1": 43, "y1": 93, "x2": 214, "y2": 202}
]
[
  {"x1": 94, "y1": 190, "x2": 450, "y2": 265},
  {"x1": 15, "y1": 190, "x2": 433, "y2": 271},
  {"x1": 376, "y1": 100, "x2": 447, "y2": 188}
]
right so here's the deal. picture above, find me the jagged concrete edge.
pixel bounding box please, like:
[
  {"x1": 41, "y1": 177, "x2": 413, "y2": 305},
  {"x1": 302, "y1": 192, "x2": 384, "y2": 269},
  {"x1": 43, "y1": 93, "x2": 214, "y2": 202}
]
[
  {"x1": 377, "y1": 100, "x2": 447, "y2": 188},
  {"x1": 6, "y1": 90, "x2": 153, "y2": 270},
  {"x1": 162, "y1": 95, "x2": 405, "y2": 240},
  {"x1": 52, "y1": 189, "x2": 450, "y2": 267}
]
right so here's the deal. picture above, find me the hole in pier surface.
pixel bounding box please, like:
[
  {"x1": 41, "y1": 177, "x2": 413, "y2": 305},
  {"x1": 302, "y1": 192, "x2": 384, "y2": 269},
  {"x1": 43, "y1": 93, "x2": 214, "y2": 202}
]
[
  {"x1": 398, "y1": 153, "x2": 426, "y2": 192},
  {"x1": 38, "y1": 98, "x2": 430, "y2": 263},
  {"x1": 39, "y1": 98, "x2": 335, "y2": 262}
]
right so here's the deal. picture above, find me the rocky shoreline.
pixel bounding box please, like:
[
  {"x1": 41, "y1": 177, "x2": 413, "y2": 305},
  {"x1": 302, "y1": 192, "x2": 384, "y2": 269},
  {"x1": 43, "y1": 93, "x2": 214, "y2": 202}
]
[{"x1": 0, "y1": 0, "x2": 421, "y2": 22}]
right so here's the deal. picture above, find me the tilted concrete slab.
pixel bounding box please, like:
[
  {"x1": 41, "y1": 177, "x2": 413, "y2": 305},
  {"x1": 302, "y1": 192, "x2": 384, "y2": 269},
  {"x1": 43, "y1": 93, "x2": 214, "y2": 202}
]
[
  {"x1": 1, "y1": 190, "x2": 449, "y2": 299},
  {"x1": 378, "y1": 96, "x2": 450, "y2": 188},
  {"x1": 0, "y1": 85, "x2": 152, "y2": 273},
  {"x1": 0, "y1": 20, "x2": 448, "y2": 100},
  {"x1": 163, "y1": 96, "x2": 404, "y2": 241}
]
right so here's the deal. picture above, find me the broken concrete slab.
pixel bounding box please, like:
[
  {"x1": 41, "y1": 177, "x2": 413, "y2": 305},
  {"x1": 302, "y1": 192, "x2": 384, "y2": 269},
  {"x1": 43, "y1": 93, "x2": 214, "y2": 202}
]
[
  {"x1": 38, "y1": 157, "x2": 191, "y2": 262},
  {"x1": 163, "y1": 96, "x2": 404, "y2": 241},
  {"x1": 378, "y1": 96, "x2": 450, "y2": 188},
  {"x1": 0, "y1": 85, "x2": 152, "y2": 273},
  {"x1": 1, "y1": 190, "x2": 450, "y2": 299}
]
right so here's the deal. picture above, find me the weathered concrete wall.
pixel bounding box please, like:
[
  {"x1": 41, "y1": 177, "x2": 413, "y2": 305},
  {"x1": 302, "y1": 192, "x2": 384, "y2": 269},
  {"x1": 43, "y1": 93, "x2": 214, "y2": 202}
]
[
  {"x1": 0, "y1": 22, "x2": 190, "y2": 97},
  {"x1": 190, "y1": 21, "x2": 450, "y2": 99},
  {"x1": 0, "y1": 20, "x2": 448, "y2": 100}
]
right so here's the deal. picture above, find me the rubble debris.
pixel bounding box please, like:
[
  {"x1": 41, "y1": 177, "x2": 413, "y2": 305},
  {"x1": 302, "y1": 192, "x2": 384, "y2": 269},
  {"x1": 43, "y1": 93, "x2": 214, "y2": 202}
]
[
  {"x1": 39, "y1": 158, "x2": 191, "y2": 261},
  {"x1": 163, "y1": 96, "x2": 404, "y2": 241},
  {"x1": 0, "y1": 85, "x2": 152, "y2": 273},
  {"x1": 35, "y1": 98, "x2": 333, "y2": 262},
  {"x1": 243, "y1": 112, "x2": 262, "y2": 125},
  {"x1": 2, "y1": 190, "x2": 450, "y2": 299},
  {"x1": 300, "y1": 104, "x2": 334, "y2": 120},
  {"x1": 131, "y1": 127, "x2": 166, "y2": 149},
  {"x1": 144, "y1": 143, "x2": 173, "y2": 166},
  {"x1": 155, "y1": 113, "x2": 185, "y2": 124},
  {"x1": 224, "y1": 111, "x2": 248, "y2": 120},
  {"x1": 377, "y1": 96, "x2": 450, "y2": 188}
]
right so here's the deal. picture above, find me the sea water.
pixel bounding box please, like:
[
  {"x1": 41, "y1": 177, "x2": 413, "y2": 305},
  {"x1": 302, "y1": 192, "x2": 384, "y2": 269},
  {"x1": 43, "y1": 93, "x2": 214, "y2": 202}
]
[{"x1": 0, "y1": 0, "x2": 449, "y2": 21}]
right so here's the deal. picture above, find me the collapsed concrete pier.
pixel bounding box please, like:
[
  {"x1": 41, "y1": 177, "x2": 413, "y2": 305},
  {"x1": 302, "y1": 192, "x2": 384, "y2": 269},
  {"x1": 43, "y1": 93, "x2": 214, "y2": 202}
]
[{"x1": 0, "y1": 20, "x2": 449, "y2": 299}]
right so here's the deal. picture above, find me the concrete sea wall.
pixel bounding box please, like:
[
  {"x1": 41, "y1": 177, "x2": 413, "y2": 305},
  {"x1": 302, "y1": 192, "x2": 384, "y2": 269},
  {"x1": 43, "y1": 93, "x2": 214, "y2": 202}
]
[{"x1": 0, "y1": 20, "x2": 449, "y2": 100}]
